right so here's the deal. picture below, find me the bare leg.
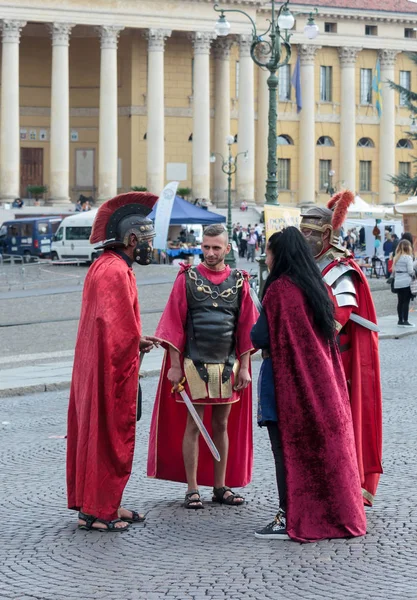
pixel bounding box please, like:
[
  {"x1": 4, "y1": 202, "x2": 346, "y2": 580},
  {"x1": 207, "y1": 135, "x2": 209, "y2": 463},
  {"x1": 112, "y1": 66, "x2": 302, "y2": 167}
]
[
  {"x1": 183, "y1": 404, "x2": 205, "y2": 507},
  {"x1": 211, "y1": 403, "x2": 244, "y2": 505}
]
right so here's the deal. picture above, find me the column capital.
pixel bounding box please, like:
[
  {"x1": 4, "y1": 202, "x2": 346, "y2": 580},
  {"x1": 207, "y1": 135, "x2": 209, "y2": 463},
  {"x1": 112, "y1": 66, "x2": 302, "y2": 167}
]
[
  {"x1": 189, "y1": 31, "x2": 216, "y2": 55},
  {"x1": 144, "y1": 29, "x2": 172, "y2": 52},
  {"x1": 239, "y1": 34, "x2": 253, "y2": 58},
  {"x1": 378, "y1": 49, "x2": 401, "y2": 68},
  {"x1": 1, "y1": 20, "x2": 26, "y2": 43},
  {"x1": 298, "y1": 44, "x2": 321, "y2": 66},
  {"x1": 212, "y1": 37, "x2": 234, "y2": 61},
  {"x1": 48, "y1": 23, "x2": 75, "y2": 47},
  {"x1": 338, "y1": 46, "x2": 362, "y2": 67},
  {"x1": 97, "y1": 25, "x2": 124, "y2": 50}
]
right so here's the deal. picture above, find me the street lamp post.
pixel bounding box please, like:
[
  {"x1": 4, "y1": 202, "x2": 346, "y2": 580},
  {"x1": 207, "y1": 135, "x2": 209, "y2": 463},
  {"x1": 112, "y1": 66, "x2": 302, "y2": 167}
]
[
  {"x1": 214, "y1": 1, "x2": 318, "y2": 206},
  {"x1": 326, "y1": 169, "x2": 336, "y2": 196},
  {"x1": 211, "y1": 135, "x2": 248, "y2": 268}
]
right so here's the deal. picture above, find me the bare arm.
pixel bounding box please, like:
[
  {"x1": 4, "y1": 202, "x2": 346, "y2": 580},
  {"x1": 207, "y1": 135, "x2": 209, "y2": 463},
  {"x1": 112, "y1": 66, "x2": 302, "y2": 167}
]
[{"x1": 167, "y1": 345, "x2": 183, "y2": 389}]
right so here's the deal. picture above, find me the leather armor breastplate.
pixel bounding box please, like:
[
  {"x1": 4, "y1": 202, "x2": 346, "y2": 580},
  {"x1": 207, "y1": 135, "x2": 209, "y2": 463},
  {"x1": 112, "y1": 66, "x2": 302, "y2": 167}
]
[{"x1": 185, "y1": 267, "x2": 243, "y2": 382}]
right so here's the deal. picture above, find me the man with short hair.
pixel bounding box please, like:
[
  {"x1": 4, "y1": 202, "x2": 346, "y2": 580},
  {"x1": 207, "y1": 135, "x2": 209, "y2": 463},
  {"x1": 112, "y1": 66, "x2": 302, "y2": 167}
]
[
  {"x1": 148, "y1": 224, "x2": 258, "y2": 508},
  {"x1": 67, "y1": 192, "x2": 160, "y2": 532},
  {"x1": 247, "y1": 228, "x2": 258, "y2": 262}
]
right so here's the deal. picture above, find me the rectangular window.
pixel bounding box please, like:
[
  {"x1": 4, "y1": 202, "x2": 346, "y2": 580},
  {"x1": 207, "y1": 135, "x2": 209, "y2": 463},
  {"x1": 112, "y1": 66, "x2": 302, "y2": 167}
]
[
  {"x1": 319, "y1": 160, "x2": 332, "y2": 191},
  {"x1": 324, "y1": 22, "x2": 337, "y2": 33},
  {"x1": 399, "y1": 162, "x2": 411, "y2": 177},
  {"x1": 360, "y1": 69, "x2": 373, "y2": 104},
  {"x1": 399, "y1": 70, "x2": 411, "y2": 106},
  {"x1": 278, "y1": 159, "x2": 290, "y2": 190},
  {"x1": 278, "y1": 64, "x2": 291, "y2": 101},
  {"x1": 359, "y1": 161, "x2": 372, "y2": 191},
  {"x1": 405, "y1": 28, "x2": 417, "y2": 39},
  {"x1": 191, "y1": 58, "x2": 194, "y2": 93},
  {"x1": 21, "y1": 223, "x2": 33, "y2": 236},
  {"x1": 235, "y1": 61, "x2": 239, "y2": 98},
  {"x1": 320, "y1": 66, "x2": 333, "y2": 102},
  {"x1": 65, "y1": 226, "x2": 92, "y2": 241},
  {"x1": 365, "y1": 25, "x2": 377, "y2": 36}
]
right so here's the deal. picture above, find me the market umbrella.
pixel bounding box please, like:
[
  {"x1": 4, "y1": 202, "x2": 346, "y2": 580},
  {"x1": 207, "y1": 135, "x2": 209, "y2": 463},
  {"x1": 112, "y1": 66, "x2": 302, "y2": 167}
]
[{"x1": 347, "y1": 195, "x2": 387, "y2": 220}]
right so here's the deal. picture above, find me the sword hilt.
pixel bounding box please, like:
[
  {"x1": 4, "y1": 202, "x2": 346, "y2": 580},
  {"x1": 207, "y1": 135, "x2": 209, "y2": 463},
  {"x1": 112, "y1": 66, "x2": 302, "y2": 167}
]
[{"x1": 172, "y1": 377, "x2": 186, "y2": 394}]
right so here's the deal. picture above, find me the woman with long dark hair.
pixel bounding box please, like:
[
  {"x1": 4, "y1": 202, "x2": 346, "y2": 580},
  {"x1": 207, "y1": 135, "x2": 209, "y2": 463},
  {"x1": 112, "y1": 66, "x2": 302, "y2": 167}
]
[{"x1": 251, "y1": 227, "x2": 366, "y2": 543}]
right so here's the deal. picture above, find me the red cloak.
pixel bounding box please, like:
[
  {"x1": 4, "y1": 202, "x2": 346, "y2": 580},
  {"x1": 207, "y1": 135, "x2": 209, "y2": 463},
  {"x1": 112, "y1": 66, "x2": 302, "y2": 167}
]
[
  {"x1": 323, "y1": 257, "x2": 383, "y2": 506},
  {"x1": 147, "y1": 263, "x2": 258, "y2": 487},
  {"x1": 264, "y1": 276, "x2": 366, "y2": 543},
  {"x1": 67, "y1": 251, "x2": 141, "y2": 521}
]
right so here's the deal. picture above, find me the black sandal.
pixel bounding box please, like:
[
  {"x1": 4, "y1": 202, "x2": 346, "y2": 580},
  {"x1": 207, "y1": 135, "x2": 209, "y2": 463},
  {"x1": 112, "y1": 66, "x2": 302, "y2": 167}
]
[
  {"x1": 183, "y1": 490, "x2": 204, "y2": 510},
  {"x1": 78, "y1": 511, "x2": 130, "y2": 532},
  {"x1": 212, "y1": 486, "x2": 245, "y2": 506},
  {"x1": 120, "y1": 509, "x2": 146, "y2": 524}
]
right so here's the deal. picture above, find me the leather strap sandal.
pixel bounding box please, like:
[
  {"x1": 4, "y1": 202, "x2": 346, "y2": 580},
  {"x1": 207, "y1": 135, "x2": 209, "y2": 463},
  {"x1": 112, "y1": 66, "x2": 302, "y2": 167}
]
[
  {"x1": 120, "y1": 509, "x2": 146, "y2": 524},
  {"x1": 78, "y1": 511, "x2": 130, "y2": 532},
  {"x1": 212, "y1": 486, "x2": 245, "y2": 506},
  {"x1": 183, "y1": 489, "x2": 204, "y2": 510}
]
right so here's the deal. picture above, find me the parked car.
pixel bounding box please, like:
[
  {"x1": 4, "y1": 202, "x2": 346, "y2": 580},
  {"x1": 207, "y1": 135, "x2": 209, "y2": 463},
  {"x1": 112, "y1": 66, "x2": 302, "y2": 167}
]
[
  {"x1": 0, "y1": 217, "x2": 62, "y2": 261},
  {"x1": 50, "y1": 210, "x2": 101, "y2": 264}
]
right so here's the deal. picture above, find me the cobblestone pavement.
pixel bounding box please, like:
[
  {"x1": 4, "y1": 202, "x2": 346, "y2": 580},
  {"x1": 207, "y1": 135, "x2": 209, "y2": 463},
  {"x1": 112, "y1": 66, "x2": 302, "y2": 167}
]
[{"x1": 1, "y1": 338, "x2": 416, "y2": 600}]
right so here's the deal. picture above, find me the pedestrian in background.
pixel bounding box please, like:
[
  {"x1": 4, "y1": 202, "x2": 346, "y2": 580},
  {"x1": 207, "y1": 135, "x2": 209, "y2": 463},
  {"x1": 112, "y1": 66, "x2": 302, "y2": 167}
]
[
  {"x1": 251, "y1": 227, "x2": 366, "y2": 542},
  {"x1": 393, "y1": 239, "x2": 416, "y2": 328},
  {"x1": 247, "y1": 228, "x2": 257, "y2": 263},
  {"x1": 383, "y1": 230, "x2": 394, "y2": 279}
]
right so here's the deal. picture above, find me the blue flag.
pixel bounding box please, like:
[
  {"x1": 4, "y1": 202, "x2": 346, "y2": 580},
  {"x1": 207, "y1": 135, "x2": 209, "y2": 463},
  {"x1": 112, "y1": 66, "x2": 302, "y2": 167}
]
[
  {"x1": 372, "y1": 58, "x2": 383, "y2": 118},
  {"x1": 291, "y1": 55, "x2": 302, "y2": 113}
]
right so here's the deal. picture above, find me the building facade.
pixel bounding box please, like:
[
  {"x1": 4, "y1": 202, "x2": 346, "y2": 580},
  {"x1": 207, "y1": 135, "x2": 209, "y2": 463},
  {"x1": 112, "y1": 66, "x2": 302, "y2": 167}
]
[{"x1": 0, "y1": 0, "x2": 417, "y2": 207}]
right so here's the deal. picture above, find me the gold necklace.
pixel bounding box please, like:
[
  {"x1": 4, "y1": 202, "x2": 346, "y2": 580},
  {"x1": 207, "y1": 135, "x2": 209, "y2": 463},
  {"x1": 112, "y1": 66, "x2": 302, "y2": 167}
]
[{"x1": 188, "y1": 267, "x2": 243, "y2": 301}]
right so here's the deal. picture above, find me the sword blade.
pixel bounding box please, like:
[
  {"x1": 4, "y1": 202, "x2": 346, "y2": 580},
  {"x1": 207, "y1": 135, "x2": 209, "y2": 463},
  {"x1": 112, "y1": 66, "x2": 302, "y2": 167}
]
[
  {"x1": 349, "y1": 312, "x2": 380, "y2": 333},
  {"x1": 179, "y1": 389, "x2": 221, "y2": 462}
]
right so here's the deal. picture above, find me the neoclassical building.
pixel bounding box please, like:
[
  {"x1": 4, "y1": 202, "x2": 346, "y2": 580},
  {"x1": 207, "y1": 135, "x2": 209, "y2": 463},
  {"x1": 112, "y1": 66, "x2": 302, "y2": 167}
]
[{"x1": 0, "y1": 0, "x2": 417, "y2": 207}]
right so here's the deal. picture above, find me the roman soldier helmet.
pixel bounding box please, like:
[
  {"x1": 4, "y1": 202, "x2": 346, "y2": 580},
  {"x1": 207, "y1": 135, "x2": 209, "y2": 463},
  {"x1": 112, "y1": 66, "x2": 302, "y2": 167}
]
[
  {"x1": 301, "y1": 190, "x2": 355, "y2": 251},
  {"x1": 90, "y1": 192, "x2": 158, "y2": 249}
]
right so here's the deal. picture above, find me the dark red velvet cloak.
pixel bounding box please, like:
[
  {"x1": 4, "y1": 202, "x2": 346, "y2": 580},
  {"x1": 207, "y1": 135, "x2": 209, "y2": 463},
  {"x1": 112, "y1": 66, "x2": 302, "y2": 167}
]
[
  {"x1": 323, "y1": 257, "x2": 383, "y2": 506},
  {"x1": 147, "y1": 263, "x2": 258, "y2": 487},
  {"x1": 264, "y1": 276, "x2": 366, "y2": 543},
  {"x1": 67, "y1": 251, "x2": 141, "y2": 521}
]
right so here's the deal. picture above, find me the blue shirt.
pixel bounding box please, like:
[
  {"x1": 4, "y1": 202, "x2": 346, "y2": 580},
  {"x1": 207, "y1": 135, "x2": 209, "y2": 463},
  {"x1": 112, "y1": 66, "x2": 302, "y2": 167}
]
[{"x1": 251, "y1": 310, "x2": 277, "y2": 425}]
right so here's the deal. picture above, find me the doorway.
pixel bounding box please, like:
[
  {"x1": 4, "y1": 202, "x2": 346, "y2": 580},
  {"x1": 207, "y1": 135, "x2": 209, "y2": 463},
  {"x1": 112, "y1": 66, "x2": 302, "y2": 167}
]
[{"x1": 20, "y1": 148, "x2": 44, "y2": 198}]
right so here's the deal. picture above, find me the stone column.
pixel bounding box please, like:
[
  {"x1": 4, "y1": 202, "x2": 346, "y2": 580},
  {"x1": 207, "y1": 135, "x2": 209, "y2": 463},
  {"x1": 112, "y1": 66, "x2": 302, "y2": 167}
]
[
  {"x1": 190, "y1": 32, "x2": 216, "y2": 202},
  {"x1": 237, "y1": 34, "x2": 255, "y2": 205},
  {"x1": 338, "y1": 47, "x2": 361, "y2": 192},
  {"x1": 212, "y1": 38, "x2": 233, "y2": 207},
  {"x1": 48, "y1": 23, "x2": 74, "y2": 205},
  {"x1": 97, "y1": 25, "x2": 124, "y2": 203},
  {"x1": 0, "y1": 20, "x2": 26, "y2": 201},
  {"x1": 256, "y1": 67, "x2": 269, "y2": 205},
  {"x1": 379, "y1": 49, "x2": 400, "y2": 206},
  {"x1": 298, "y1": 44, "x2": 320, "y2": 207},
  {"x1": 145, "y1": 29, "x2": 171, "y2": 196}
]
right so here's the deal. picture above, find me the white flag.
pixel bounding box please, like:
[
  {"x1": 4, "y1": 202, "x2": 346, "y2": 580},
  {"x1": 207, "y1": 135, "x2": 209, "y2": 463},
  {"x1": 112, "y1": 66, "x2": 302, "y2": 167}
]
[{"x1": 153, "y1": 181, "x2": 179, "y2": 249}]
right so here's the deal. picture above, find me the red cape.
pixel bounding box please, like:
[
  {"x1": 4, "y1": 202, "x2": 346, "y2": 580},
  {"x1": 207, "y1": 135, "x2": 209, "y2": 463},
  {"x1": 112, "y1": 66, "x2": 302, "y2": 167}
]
[
  {"x1": 147, "y1": 263, "x2": 258, "y2": 487},
  {"x1": 264, "y1": 277, "x2": 366, "y2": 543},
  {"x1": 323, "y1": 257, "x2": 383, "y2": 505},
  {"x1": 67, "y1": 252, "x2": 141, "y2": 521}
]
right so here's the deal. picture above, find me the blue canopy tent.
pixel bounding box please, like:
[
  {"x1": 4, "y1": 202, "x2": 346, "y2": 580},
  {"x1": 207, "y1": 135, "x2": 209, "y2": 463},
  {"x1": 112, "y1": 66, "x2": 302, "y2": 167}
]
[{"x1": 149, "y1": 195, "x2": 226, "y2": 225}]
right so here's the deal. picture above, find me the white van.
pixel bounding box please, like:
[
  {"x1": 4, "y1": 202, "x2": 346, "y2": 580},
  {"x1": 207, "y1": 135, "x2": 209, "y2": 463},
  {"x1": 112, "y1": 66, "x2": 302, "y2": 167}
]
[{"x1": 50, "y1": 210, "x2": 101, "y2": 263}]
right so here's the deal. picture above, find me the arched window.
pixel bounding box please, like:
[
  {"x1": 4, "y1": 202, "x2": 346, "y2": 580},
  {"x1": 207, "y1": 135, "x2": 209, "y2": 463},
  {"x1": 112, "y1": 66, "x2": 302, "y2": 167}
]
[
  {"x1": 277, "y1": 135, "x2": 294, "y2": 146},
  {"x1": 317, "y1": 136, "x2": 335, "y2": 147},
  {"x1": 357, "y1": 137, "x2": 375, "y2": 148},
  {"x1": 397, "y1": 138, "x2": 413, "y2": 149}
]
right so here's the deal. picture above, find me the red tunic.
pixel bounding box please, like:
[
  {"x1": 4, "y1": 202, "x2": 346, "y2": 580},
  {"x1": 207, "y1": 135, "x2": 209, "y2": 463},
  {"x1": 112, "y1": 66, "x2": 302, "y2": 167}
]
[
  {"x1": 264, "y1": 276, "x2": 366, "y2": 543},
  {"x1": 147, "y1": 262, "x2": 258, "y2": 487},
  {"x1": 323, "y1": 257, "x2": 383, "y2": 506},
  {"x1": 67, "y1": 251, "x2": 141, "y2": 521}
]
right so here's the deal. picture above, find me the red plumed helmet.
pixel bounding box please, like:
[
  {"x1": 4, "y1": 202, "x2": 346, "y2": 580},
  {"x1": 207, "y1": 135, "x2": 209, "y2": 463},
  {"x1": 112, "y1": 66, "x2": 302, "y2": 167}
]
[
  {"x1": 327, "y1": 190, "x2": 355, "y2": 232},
  {"x1": 90, "y1": 192, "x2": 158, "y2": 247}
]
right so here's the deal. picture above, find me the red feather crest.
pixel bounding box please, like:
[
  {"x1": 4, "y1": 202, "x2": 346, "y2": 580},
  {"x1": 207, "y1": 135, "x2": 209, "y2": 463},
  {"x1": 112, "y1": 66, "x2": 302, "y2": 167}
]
[
  {"x1": 327, "y1": 190, "x2": 354, "y2": 231},
  {"x1": 90, "y1": 192, "x2": 158, "y2": 243}
]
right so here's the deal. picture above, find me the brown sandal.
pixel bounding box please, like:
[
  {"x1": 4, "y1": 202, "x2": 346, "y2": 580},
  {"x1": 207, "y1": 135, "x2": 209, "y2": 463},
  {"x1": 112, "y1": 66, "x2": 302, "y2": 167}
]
[
  {"x1": 212, "y1": 486, "x2": 245, "y2": 506},
  {"x1": 183, "y1": 489, "x2": 204, "y2": 510}
]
